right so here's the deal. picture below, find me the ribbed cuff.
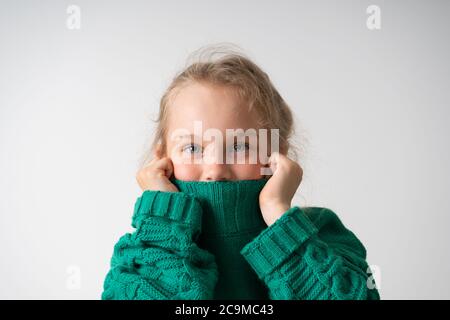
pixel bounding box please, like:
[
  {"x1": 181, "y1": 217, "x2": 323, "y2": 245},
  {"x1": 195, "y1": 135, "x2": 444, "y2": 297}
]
[
  {"x1": 131, "y1": 190, "x2": 203, "y2": 234},
  {"x1": 240, "y1": 206, "x2": 319, "y2": 279}
]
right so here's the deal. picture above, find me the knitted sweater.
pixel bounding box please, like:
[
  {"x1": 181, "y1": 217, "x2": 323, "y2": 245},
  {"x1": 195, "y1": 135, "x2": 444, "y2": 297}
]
[{"x1": 102, "y1": 178, "x2": 380, "y2": 300}]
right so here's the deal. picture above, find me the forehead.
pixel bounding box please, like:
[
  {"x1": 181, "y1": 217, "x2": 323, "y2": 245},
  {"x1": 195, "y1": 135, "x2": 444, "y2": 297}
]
[{"x1": 167, "y1": 82, "x2": 260, "y2": 135}]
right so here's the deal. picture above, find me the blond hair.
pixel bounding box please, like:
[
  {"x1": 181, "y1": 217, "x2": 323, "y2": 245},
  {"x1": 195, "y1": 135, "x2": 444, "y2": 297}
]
[{"x1": 139, "y1": 44, "x2": 303, "y2": 169}]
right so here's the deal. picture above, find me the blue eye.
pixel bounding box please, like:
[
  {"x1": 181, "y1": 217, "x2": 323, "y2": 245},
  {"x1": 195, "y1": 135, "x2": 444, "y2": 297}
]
[
  {"x1": 182, "y1": 143, "x2": 202, "y2": 154},
  {"x1": 233, "y1": 142, "x2": 249, "y2": 152}
]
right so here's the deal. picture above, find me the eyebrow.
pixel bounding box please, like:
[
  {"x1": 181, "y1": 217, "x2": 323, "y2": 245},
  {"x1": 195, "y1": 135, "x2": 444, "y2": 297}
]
[
  {"x1": 173, "y1": 133, "x2": 250, "y2": 140},
  {"x1": 173, "y1": 134, "x2": 201, "y2": 140}
]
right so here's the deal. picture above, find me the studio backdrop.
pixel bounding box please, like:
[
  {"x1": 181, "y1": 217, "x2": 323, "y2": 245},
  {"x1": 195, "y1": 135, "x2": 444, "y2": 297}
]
[{"x1": 1, "y1": 0, "x2": 449, "y2": 299}]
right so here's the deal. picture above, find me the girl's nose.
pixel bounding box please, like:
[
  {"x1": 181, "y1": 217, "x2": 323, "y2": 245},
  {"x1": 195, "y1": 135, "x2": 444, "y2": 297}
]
[
  {"x1": 201, "y1": 142, "x2": 231, "y2": 181},
  {"x1": 203, "y1": 163, "x2": 231, "y2": 181}
]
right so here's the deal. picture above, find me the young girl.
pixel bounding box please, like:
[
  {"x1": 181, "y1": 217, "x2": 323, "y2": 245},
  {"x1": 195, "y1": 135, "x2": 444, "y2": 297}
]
[{"x1": 101, "y1": 47, "x2": 380, "y2": 300}]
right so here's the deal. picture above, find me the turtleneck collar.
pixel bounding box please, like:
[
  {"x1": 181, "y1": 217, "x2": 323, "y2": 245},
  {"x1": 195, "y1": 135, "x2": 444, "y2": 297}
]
[
  {"x1": 170, "y1": 177, "x2": 269, "y2": 236},
  {"x1": 169, "y1": 177, "x2": 270, "y2": 299}
]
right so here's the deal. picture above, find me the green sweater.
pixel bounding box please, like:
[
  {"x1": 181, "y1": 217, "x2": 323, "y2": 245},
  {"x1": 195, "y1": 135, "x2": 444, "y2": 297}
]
[{"x1": 102, "y1": 178, "x2": 380, "y2": 300}]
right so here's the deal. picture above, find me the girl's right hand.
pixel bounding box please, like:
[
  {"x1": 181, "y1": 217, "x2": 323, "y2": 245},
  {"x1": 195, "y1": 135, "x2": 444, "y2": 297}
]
[{"x1": 136, "y1": 144, "x2": 179, "y2": 192}]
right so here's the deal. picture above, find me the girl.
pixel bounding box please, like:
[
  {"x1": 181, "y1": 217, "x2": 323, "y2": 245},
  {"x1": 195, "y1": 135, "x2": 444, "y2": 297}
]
[{"x1": 101, "y1": 47, "x2": 380, "y2": 300}]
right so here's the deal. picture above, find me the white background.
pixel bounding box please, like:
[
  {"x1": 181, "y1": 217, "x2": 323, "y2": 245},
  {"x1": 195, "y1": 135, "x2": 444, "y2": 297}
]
[{"x1": 1, "y1": 0, "x2": 449, "y2": 299}]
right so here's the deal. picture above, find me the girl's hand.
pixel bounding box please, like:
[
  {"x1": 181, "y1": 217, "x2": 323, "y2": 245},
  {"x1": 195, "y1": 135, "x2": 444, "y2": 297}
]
[
  {"x1": 136, "y1": 144, "x2": 179, "y2": 192},
  {"x1": 259, "y1": 152, "x2": 303, "y2": 226}
]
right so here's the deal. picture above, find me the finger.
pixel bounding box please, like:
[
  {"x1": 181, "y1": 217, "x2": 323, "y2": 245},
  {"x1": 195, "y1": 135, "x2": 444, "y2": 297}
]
[
  {"x1": 146, "y1": 156, "x2": 159, "y2": 167},
  {"x1": 153, "y1": 143, "x2": 163, "y2": 158},
  {"x1": 268, "y1": 151, "x2": 280, "y2": 163},
  {"x1": 153, "y1": 157, "x2": 174, "y2": 178},
  {"x1": 268, "y1": 152, "x2": 280, "y2": 173},
  {"x1": 164, "y1": 158, "x2": 174, "y2": 178}
]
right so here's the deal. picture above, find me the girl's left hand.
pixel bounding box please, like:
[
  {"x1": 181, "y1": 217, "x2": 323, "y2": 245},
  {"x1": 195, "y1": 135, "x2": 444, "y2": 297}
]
[{"x1": 259, "y1": 152, "x2": 303, "y2": 226}]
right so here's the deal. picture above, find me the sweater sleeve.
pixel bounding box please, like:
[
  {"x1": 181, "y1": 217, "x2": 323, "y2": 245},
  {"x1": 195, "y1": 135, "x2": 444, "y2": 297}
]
[
  {"x1": 240, "y1": 206, "x2": 380, "y2": 300},
  {"x1": 101, "y1": 190, "x2": 218, "y2": 300}
]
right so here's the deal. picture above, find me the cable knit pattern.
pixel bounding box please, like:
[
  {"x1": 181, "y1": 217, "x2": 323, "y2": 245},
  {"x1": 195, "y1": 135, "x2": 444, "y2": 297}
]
[
  {"x1": 102, "y1": 190, "x2": 218, "y2": 300},
  {"x1": 240, "y1": 206, "x2": 380, "y2": 300},
  {"x1": 102, "y1": 178, "x2": 380, "y2": 300},
  {"x1": 170, "y1": 178, "x2": 270, "y2": 299}
]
